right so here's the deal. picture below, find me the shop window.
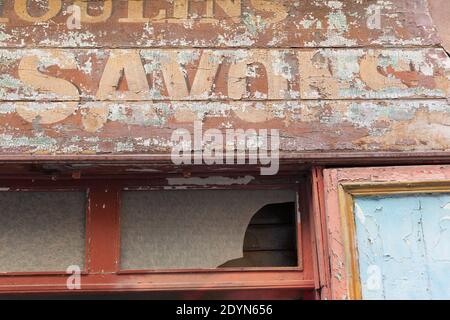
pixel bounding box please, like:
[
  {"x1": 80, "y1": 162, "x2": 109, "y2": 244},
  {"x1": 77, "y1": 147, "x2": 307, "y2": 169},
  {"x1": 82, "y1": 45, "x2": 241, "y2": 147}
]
[
  {"x1": 0, "y1": 174, "x2": 316, "y2": 298},
  {"x1": 120, "y1": 190, "x2": 297, "y2": 270}
]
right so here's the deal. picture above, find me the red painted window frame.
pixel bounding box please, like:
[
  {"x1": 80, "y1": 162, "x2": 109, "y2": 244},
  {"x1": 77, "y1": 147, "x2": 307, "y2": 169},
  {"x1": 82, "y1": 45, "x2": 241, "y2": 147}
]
[{"x1": 0, "y1": 174, "x2": 318, "y2": 298}]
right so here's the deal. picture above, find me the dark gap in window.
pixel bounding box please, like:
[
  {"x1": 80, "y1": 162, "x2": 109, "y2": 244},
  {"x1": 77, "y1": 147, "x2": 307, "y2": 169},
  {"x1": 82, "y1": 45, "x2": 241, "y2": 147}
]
[{"x1": 219, "y1": 202, "x2": 297, "y2": 268}]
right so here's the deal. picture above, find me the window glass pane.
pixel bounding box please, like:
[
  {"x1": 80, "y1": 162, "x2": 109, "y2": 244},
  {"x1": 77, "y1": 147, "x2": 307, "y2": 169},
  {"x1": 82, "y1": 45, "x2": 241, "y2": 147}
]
[
  {"x1": 120, "y1": 189, "x2": 297, "y2": 270},
  {"x1": 354, "y1": 193, "x2": 450, "y2": 300},
  {"x1": 0, "y1": 192, "x2": 86, "y2": 272}
]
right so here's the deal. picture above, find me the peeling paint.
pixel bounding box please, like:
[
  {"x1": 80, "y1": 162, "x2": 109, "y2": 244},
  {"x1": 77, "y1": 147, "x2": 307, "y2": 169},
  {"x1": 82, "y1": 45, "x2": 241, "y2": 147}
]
[
  {"x1": 0, "y1": 0, "x2": 448, "y2": 159},
  {"x1": 355, "y1": 194, "x2": 450, "y2": 299},
  {"x1": 0, "y1": 1, "x2": 440, "y2": 48},
  {"x1": 1, "y1": 48, "x2": 448, "y2": 103},
  {"x1": 167, "y1": 176, "x2": 255, "y2": 186},
  {"x1": 0, "y1": 99, "x2": 449, "y2": 154}
]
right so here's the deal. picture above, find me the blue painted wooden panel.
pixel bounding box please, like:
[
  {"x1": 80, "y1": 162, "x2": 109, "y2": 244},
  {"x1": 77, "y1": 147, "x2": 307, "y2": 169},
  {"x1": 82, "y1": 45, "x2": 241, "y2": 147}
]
[{"x1": 354, "y1": 193, "x2": 450, "y2": 300}]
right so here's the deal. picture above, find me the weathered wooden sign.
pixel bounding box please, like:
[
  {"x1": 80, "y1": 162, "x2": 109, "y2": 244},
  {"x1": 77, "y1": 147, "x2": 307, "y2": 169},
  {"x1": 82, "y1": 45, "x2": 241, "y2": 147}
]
[
  {"x1": 0, "y1": 0, "x2": 449, "y2": 157},
  {"x1": 0, "y1": 0, "x2": 440, "y2": 48}
]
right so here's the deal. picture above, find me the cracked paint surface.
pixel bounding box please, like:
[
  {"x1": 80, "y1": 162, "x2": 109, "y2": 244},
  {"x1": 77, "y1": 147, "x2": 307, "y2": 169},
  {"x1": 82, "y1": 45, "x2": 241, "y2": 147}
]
[
  {"x1": 0, "y1": 1, "x2": 440, "y2": 48},
  {"x1": 428, "y1": 0, "x2": 450, "y2": 53},
  {"x1": 355, "y1": 193, "x2": 450, "y2": 300},
  {"x1": 324, "y1": 166, "x2": 450, "y2": 300},
  {"x1": 0, "y1": 0, "x2": 448, "y2": 156},
  {"x1": 1, "y1": 48, "x2": 448, "y2": 102},
  {"x1": 0, "y1": 100, "x2": 450, "y2": 154}
]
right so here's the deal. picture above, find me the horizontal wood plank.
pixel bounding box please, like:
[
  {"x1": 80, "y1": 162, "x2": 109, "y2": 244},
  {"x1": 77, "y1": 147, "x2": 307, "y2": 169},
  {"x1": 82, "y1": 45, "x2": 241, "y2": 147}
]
[
  {"x1": 0, "y1": 0, "x2": 439, "y2": 48},
  {"x1": 0, "y1": 100, "x2": 448, "y2": 154},
  {"x1": 1, "y1": 48, "x2": 448, "y2": 101}
]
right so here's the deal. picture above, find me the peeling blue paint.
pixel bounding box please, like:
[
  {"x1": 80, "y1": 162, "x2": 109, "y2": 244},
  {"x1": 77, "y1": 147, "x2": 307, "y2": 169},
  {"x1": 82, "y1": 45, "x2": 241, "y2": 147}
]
[{"x1": 354, "y1": 193, "x2": 450, "y2": 300}]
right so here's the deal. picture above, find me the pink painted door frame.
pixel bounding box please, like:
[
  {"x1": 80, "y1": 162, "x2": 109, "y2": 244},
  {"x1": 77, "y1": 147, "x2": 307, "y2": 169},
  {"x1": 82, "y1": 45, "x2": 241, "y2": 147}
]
[{"x1": 323, "y1": 165, "x2": 450, "y2": 300}]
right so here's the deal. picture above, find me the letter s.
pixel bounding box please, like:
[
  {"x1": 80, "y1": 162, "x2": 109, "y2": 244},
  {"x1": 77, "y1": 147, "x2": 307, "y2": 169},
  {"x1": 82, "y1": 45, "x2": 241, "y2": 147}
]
[{"x1": 17, "y1": 51, "x2": 80, "y2": 124}]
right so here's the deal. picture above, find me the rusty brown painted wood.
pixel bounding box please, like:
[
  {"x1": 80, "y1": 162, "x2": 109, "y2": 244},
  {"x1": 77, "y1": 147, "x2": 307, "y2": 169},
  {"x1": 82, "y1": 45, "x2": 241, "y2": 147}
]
[
  {"x1": 428, "y1": 0, "x2": 450, "y2": 53},
  {"x1": 0, "y1": 48, "x2": 448, "y2": 102},
  {"x1": 0, "y1": 0, "x2": 449, "y2": 157},
  {"x1": 87, "y1": 184, "x2": 121, "y2": 273},
  {"x1": 0, "y1": 100, "x2": 449, "y2": 155},
  {"x1": 1, "y1": 1, "x2": 449, "y2": 299},
  {"x1": 0, "y1": 0, "x2": 440, "y2": 48}
]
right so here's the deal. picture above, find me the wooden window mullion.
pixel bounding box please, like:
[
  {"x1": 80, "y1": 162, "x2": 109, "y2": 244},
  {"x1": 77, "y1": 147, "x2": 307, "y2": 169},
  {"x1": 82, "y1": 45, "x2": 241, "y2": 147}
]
[{"x1": 86, "y1": 183, "x2": 121, "y2": 273}]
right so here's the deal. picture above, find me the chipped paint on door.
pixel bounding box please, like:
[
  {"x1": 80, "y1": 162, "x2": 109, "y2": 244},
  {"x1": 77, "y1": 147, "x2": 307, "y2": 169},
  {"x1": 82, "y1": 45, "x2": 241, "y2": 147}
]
[{"x1": 354, "y1": 193, "x2": 450, "y2": 300}]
